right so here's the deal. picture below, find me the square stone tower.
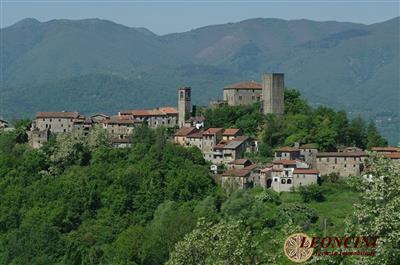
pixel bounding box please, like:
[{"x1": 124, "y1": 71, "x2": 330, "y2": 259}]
[
  {"x1": 262, "y1": 73, "x2": 284, "y2": 114},
  {"x1": 178, "y1": 87, "x2": 191, "y2": 127}
]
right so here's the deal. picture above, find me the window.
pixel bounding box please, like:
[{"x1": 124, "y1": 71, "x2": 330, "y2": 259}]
[
  {"x1": 327, "y1": 158, "x2": 330, "y2": 162},
  {"x1": 180, "y1": 91, "x2": 184, "y2": 99},
  {"x1": 61, "y1": 124, "x2": 63, "y2": 127},
  {"x1": 344, "y1": 164, "x2": 347, "y2": 168},
  {"x1": 42, "y1": 118, "x2": 45, "y2": 121},
  {"x1": 63, "y1": 129, "x2": 66, "y2": 132},
  {"x1": 303, "y1": 175, "x2": 306, "y2": 178},
  {"x1": 335, "y1": 158, "x2": 337, "y2": 164},
  {"x1": 354, "y1": 157, "x2": 356, "y2": 161},
  {"x1": 50, "y1": 119, "x2": 52, "y2": 122},
  {"x1": 281, "y1": 179, "x2": 286, "y2": 184},
  {"x1": 344, "y1": 157, "x2": 347, "y2": 161},
  {"x1": 274, "y1": 178, "x2": 278, "y2": 182},
  {"x1": 287, "y1": 179, "x2": 292, "y2": 184},
  {"x1": 239, "y1": 96, "x2": 242, "y2": 100},
  {"x1": 59, "y1": 119, "x2": 61, "y2": 122},
  {"x1": 252, "y1": 96, "x2": 255, "y2": 100}
]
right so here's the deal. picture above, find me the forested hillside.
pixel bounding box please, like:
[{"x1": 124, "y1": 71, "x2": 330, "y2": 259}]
[
  {"x1": 0, "y1": 120, "x2": 398, "y2": 264},
  {"x1": 1, "y1": 17, "x2": 398, "y2": 143}
]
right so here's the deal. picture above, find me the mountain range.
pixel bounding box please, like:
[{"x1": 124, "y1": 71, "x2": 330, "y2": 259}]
[{"x1": 1, "y1": 17, "x2": 399, "y2": 143}]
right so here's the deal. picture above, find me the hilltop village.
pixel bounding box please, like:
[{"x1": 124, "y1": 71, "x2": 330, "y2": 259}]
[{"x1": 2, "y1": 73, "x2": 398, "y2": 192}]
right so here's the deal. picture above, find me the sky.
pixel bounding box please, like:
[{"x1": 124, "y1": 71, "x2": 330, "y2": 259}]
[{"x1": 1, "y1": 0, "x2": 399, "y2": 34}]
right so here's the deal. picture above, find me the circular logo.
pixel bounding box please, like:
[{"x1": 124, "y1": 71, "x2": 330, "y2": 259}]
[{"x1": 284, "y1": 233, "x2": 314, "y2": 263}]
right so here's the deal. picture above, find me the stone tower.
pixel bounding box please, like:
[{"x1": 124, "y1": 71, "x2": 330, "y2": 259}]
[
  {"x1": 262, "y1": 73, "x2": 284, "y2": 114},
  {"x1": 178, "y1": 87, "x2": 191, "y2": 127}
]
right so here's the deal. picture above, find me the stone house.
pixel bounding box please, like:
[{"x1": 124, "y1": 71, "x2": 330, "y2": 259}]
[
  {"x1": 316, "y1": 151, "x2": 368, "y2": 177},
  {"x1": 102, "y1": 117, "x2": 139, "y2": 139},
  {"x1": 223, "y1": 81, "x2": 262, "y2": 106},
  {"x1": 221, "y1": 164, "x2": 260, "y2": 190},
  {"x1": 298, "y1": 143, "x2": 318, "y2": 167},
  {"x1": 371, "y1": 146, "x2": 400, "y2": 154},
  {"x1": 202, "y1": 128, "x2": 224, "y2": 161},
  {"x1": 274, "y1": 146, "x2": 302, "y2": 160},
  {"x1": 222, "y1": 128, "x2": 241, "y2": 140},
  {"x1": 119, "y1": 107, "x2": 178, "y2": 128},
  {"x1": 173, "y1": 127, "x2": 197, "y2": 146},
  {"x1": 32, "y1": 111, "x2": 80, "y2": 133}
]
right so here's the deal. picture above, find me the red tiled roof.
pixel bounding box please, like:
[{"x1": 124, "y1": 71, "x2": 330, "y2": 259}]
[
  {"x1": 214, "y1": 139, "x2": 230, "y2": 149},
  {"x1": 223, "y1": 128, "x2": 241, "y2": 136},
  {"x1": 175, "y1": 127, "x2": 197, "y2": 137},
  {"x1": 36, "y1": 111, "x2": 79, "y2": 119},
  {"x1": 204, "y1": 128, "x2": 224, "y2": 135},
  {"x1": 293, "y1": 169, "x2": 320, "y2": 174},
  {"x1": 384, "y1": 153, "x2": 400, "y2": 159},
  {"x1": 371, "y1": 147, "x2": 400, "y2": 152},
  {"x1": 187, "y1": 132, "x2": 203, "y2": 138},
  {"x1": 224, "y1": 81, "x2": 262, "y2": 90},
  {"x1": 158, "y1": 107, "x2": 178, "y2": 115}
]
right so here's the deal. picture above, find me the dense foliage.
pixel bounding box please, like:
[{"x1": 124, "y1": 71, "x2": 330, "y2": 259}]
[
  {"x1": 203, "y1": 89, "x2": 387, "y2": 155},
  {"x1": 0, "y1": 113, "x2": 396, "y2": 265}
]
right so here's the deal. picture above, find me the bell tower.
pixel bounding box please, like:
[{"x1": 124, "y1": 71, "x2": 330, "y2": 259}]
[{"x1": 178, "y1": 87, "x2": 191, "y2": 127}]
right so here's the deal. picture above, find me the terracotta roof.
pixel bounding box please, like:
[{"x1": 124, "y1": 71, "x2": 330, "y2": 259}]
[
  {"x1": 175, "y1": 127, "x2": 197, "y2": 137},
  {"x1": 36, "y1": 111, "x2": 79, "y2": 119},
  {"x1": 222, "y1": 168, "x2": 251, "y2": 178},
  {"x1": 384, "y1": 153, "x2": 400, "y2": 159},
  {"x1": 214, "y1": 139, "x2": 230, "y2": 149},
  {"x1": 224, "y1": 81, "x2": 262, "y2": 90},
  {"x1": 293, "y1": 169, "x2": 320, "y2": 174},
  {"x1": 271, "y1": 168, "x2": 283, "y2": 172},
  {"x1": 228, "y1": 159, "x2": 251, "y2": 165},
  {"x1": 187, "y1": 132, "x2": 203, "y2": 138},
  {"x1": 276, "y1": 146, "x2": 300, "y2": 152},
  {"x1": 158, "y1": 107, "x2": 178, "y2": 115},
  {"x1": 223, "y1": 128, "x2": 241, "y2": 136},
  {"x1": 371, "y1": 147, "x2": 400, "y2": 152},
  {"x1": 316, "y1": 152, "x2": 367, "y2": 157},
  {"x1": 203, "y1": 128, "x2": 224, "y2": 135}
]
